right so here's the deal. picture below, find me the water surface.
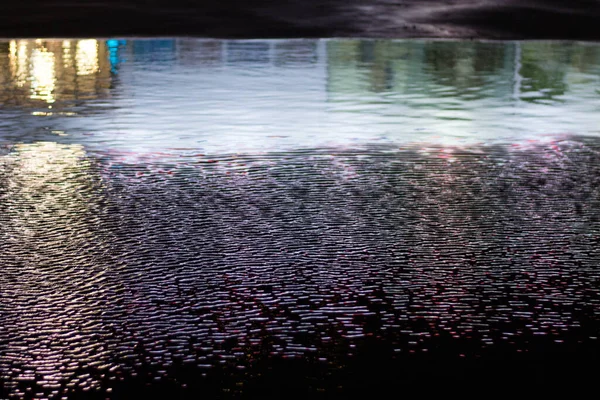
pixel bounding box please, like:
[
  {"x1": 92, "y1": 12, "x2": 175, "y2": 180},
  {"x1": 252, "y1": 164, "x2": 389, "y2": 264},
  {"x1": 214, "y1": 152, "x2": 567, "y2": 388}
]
[{"x1": 1, "y1": 39, "x2": 600, "y2": 398}]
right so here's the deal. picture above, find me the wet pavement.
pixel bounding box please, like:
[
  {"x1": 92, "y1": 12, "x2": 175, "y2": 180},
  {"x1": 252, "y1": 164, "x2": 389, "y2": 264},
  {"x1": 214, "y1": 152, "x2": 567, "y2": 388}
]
[{"x1": 1, "y1": 39, "x2": 600, "y2": 398}]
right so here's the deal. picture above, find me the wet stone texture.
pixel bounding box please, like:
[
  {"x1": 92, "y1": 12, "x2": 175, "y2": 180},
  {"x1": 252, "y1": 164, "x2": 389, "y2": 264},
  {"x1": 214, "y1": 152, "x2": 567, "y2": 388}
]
[{"x1": 1, "y1": 140, "x2": 600, "y2": 397}]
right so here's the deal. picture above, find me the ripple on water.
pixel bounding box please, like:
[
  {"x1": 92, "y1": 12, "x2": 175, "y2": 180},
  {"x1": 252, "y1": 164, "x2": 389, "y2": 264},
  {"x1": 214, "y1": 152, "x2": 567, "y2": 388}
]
[
  {"x1": 1, "y1": 139, "x2": 600, "y2": 397},
  {"x1": 1, "y1": 38, "x2": 600, "y2": 397}
]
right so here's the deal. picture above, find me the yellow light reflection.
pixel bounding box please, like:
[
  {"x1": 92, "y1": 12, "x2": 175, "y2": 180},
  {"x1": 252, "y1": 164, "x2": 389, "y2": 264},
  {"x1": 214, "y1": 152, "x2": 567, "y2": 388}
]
[
  {"x1": 63, "y1": 40, "x2": 73, "y2": 69},
  {"x1": 9, "y1": 39, "x2": 16, "y2": 59},
  {"x1": 30, "y1": 48, "x2": 56, "y2": 103},
  {"x1": 76, "y1": 39, "x2": 99, "y2": 75},
  {"x1": 8, "y1": 40, "x2": 17, "y2": 80},
  {"x1": 3, "y1": 141, "x2": 90, "y2": 235},
  {"x1": 1, "y1": 142, "x2": 110, "y2": 393},
  {"x1": 11, "y1": 142, "x2": 86, "y2": 181},
  {"x1": 4, "y1": 39, "x2": 109, "y2": 107},
  {"x1": 8, "y1": 40, "x2": 29, "y2": 87}
]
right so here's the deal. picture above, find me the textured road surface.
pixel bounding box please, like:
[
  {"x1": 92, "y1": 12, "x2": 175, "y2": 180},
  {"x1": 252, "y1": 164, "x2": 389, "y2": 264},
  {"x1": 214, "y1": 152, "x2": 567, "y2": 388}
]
[{"x1": 1, "y1": 0, "x2": 600, "y2": 39}]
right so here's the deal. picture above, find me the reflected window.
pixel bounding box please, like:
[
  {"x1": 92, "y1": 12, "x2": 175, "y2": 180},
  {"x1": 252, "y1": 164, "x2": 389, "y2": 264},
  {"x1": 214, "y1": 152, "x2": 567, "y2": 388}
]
[
  {"x1": 1, "y1": 39, "x2": 112, "y2": 107},
  {"x1": 63, "y1": 40, "x2": 73, "y2": 69},
  {"x1": 133, "y1": 40, "x2": 176, "y2": 64},
  {"x1": 9, "y1": 40, "x2": 29, "y2": 88},
  {"x1": 226, "y1": 42, "x2": 270, "y2": 65},
  {"x1": 177, "y1": 40, "x2": 222, "y2": 67},
  {"x1": 274, "y1": 40, "x2": 318, "y2": 67},
  {"x1": 76, "y1": 39, "x2": 99, "y2": 75},
  {"x1": 30, "y1": 47, "x2": 55, "y2": 103}
]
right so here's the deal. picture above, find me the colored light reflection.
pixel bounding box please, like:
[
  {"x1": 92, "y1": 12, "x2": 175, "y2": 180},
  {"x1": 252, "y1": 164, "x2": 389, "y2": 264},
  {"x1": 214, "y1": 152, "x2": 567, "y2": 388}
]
[
  {"x1": 8, "y1": 40, "x2": 29, "y2": 88},
  {"x1": 76, "y1": 39, "x2": 99, "y2": 76},
  {"x1": 0, "y1": 141, "x2": 110, "y2": 395},
  {"x1": 11, "y1": 141, "x2": 86, "y2": 177},
  {"x1": 63, "y1": 40, "x2": 73, "y2": 69},
  {"x1": 30, "y1": 47, "x2": 56, "y2": 103},
  {"x1": 2, "y1": 39, "x2": 108, "y2": 107}
]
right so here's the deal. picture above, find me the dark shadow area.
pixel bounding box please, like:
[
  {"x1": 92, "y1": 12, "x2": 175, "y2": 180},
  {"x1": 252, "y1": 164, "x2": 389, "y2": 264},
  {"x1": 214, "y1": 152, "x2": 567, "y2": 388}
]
[
  {"x1": 1, "y1": 0, "x2": 600, "y2": 39},
  {"x1": 0, "y1": 0, "x2": 360, "y2": 38},
  {"x1": 433, "y1": 1, "x2": 600, "y2": 40}
]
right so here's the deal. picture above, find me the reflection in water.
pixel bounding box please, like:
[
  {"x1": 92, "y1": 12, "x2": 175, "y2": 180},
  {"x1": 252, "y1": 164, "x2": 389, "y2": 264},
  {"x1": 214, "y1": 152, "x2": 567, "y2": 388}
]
[
  {"x1": 30, "y1": 48, "x2": 56, "y2": 103},
  {"x1": 76, "y1": 39, "x2": 99, "y2": 76},
  {"x1": 0, "y1": 39, "x2": 110, "y2": 110},
  {"x1": 326, "y1": 40, "x2": 599, "y2": 146},
  {"x1": 8, "y1": 41, "x2": 28, "y2": 88},
  {"x1": 10, "y1": 142, "x2": 85, "y2": 184},
  {"x1": 0, "y1": 142, "x2": 117, "y2": 398},
  {"x1": 62, "y1": 40, "x2": 73, "y2": 71},
  {"x1": 0, "y1": 38, "x2": 600, "y2": 398},
  {"x1": 4, "y1": 140, "x2": 600, "y2": 397},
  {"x1": 0, "y1": 39, "x2": 598, "y2": 151}
]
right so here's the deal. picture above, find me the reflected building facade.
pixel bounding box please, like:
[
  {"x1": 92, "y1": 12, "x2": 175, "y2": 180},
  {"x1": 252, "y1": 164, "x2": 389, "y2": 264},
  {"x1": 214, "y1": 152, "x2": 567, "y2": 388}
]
[
  {"x1": 326, "y1": 40, "x2": 600, "y2": 104},
  {"x1": 0, "y1": 38, "x2": 597, "y2": 156},
  {"x1": 0, "y1": 40, "x2": 112, "y2": 110},
  {"x1": 325, "y1": 40, "x2": 600, "y2": 142},
  {"x1": 111, "y1": 39, "x2": 321, "y2": 70}
]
